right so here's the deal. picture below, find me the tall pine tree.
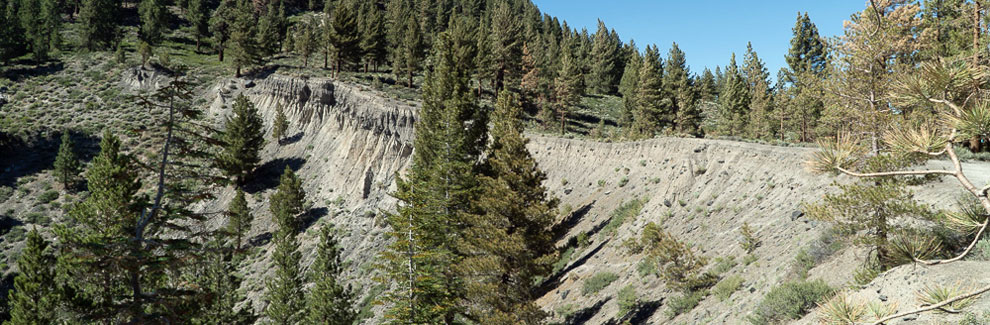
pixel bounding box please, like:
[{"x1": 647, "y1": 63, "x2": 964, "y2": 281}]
[
  {"x1": 467, "y1": 92, "x2": 558, "y2": 323},
  {"x1": 53, "y1": 129, "x2": 81, "y2": 191},
  {"x1": 226, "y1": 189, "x2": 252, "y2": 250},
  {"x1": 217, "y1": 94, "x2": 265, "y2": 186},
  {"x1": 305, "y1": 225, "x2": 355, "y2": 324},
  {"x1": 264, "y1": 166, "x2": 306, "y2": 325},
  {"x1": 5, "y1": 229, "x2": 57, "y2": 325},
  {"x1": 589, "y1": 19, "x2": 621, "y2": 94},
  {"x1": 378, "y1": 19, "x2": 487, "y2": 324},
  {"x1": 631, "y1": 45, "x2": 663, "y2": 138},
  {"x1": 79, "y1": 0, "x2": 119, "y2": 50}
]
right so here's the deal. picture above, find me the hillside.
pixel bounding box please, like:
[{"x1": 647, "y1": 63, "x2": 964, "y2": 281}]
[{"x1": 161, "y1": 73, "x2": 990, "y2": 323}]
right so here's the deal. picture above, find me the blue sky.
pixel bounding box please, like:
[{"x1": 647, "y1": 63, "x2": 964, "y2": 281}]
[{"x1": 531, "y1": 0, "x2": 868, "y2": 78}]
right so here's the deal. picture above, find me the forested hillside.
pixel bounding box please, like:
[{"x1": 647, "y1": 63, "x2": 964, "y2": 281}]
[{"x1": 2, "y1": 0, "x2": 990, "y2": 324}]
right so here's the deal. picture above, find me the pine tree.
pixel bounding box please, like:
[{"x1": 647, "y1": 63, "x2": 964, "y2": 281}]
[
  {"x1": 589, "y1": 19, "x2": 621, "y2": 94},
  {"x1": 229, "y1": 0, "x2": 261, "y2": 76},
  {"x1": 663, "y1": 43, "x2": 698, "y2": 135},
  {"x1": 5, "y1": 229, "x2": 57, "y2": 325},
  {"x1": 79, "y1": 0, "x2": 119, "y2": 50},
  {"x1": 269, "y1": 166, "x2": 305, "y2": 231},
  {"x1": 294, "y1": 17, "x2": 319, "y2": 67},
  {"x1": 553, "y1": 48, "x2": 582, "y2": 135},
  {"x1": 209, "y1": 0, "x2": 237, "y2": 62},
  {"x1": 466, "y1": 92, "x2": 558, "y2": 323},
  {"x1": 397, "y1": 15, "x2": 423, "y2": 87},
  {"x1": 695, "y1": 68, "x2": 717, "y2": 103},
  {"x1": 327, "y1": 0, "x2": 361, "y2": 77},
  {"x1": 784, "y1": 12, "x2": 828, "y2": 79},
  {"x1": 378, "y1": 19, "x2": 487, "y2": 324},
  {"x1": 138, "y1": 0, "x2": 168, "y2": 45},
  {"x1": 53, "y1": 130, "x2": 81, "y2": 191},
  {"x1": 226, "y1": 189, "x2": 252, "y2": 250},
  {"x1": 257, "y1": 0, "x2": 285, "y2": 57},
  {"x1": 264, "y1": 166, "x2": 306, "y2": 324},
  {"x1": 190, "y1": 241, "x2": 255, "y2": 324},
  {"x1": 272, "y1": 104, "x2": 289, "y2": 143},
  {"x1": 743, "y1": 43, "x2": 774, "y2": 139},
  {"x1": 618, "y1": 43, "x2": 641, "y2": 129},
  {"x1": 19, "y1": 0, "x2": 60, "y2": 60},
  {"x1": 56, "y1": 131, "x2": 145, "y2": 323},
  {"x1": 718, "y1": 53, "x2": 750, "y2": 136},
  {"x1": 305, "y1": 225, "x2": 355, "y2": 324},
  {"x1": 631, "y1": 45, "x2": 663, "y2": 138},
  {"x1": 489, "y1": 1, "x2": 522, "y2": 95},
  {"x1": 217, "y1": 94, "x2": 265, "y2": 186},
  {"x1": 359, "y1": 1, "x2": 386, "y2": 72},
  {"x1": 187, "y1": 0, "x2": 210, "y2": 52}
]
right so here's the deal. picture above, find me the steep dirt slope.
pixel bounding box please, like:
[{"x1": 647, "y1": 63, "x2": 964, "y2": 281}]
[{"x1": 199, "y1": 74, "x2": 990, "y2": 324}]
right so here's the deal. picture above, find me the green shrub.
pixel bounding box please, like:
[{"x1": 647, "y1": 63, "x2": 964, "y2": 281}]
[
  {"x1": 37, "y1": 190, "x2": 59, "y2": 204},
  {"x1": 602, "y1": 198, "x2": 646, "y2": 235},
  {"x1": 552, "y1": 247, "x2": 575, "y2": 274},
  {"x1": 618, "y1": 176, "x2": 629, "y2": 187},
  {"x1": 636, "y1": 259, "x2": 656, "y2": 278},
  {"x1": 748, "y1": 279, "x2": 834, "y2": 325},
  {"x1": 711, "y1": 256, "x2": 737, "y2": 275},
  {"x1": 0, "y1": 186, "x2": 13, "y2": 203},
  {"x1": 743, "y1": 254, "x2": 758, "y2": 265},
  {"x1": 792, "y1": 249, "x2": 816, "y2": 279},
  {"x1": 712, "y1": 275, "x2": 744, "y2": 301},
  {"x1": 667, "y1": 290, "x2": 706, "y2": 317},
  {"x1": 971, "y1": 238, "x2": 990, "y2": 261},
  {"x1": 616, "y1": 285, "x2": 639, "y2": 318},
  {"x1": 582, "y1": 272, "x2": 619, "y2": 295}
]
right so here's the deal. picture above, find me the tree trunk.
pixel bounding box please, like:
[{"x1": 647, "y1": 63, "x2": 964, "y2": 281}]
[
  {"x1": 218, "y1": 48, "x2": 224, "y2": 62},
  {"x1": 975, "y1": 0, "x2": 983, "y2": 65},
  {"x1": 408, "y1": 71, "x2": 413, "y2": 88},
  {"x1": 195, "y1": 37, "x2": 201, "y2": 53}
]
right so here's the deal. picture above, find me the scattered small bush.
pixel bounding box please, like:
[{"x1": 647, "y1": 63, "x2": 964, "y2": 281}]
[
  {"x1": 747, "y1": 279, "x2": 834, "y2": 325},
  {"x1": 0, "y1": 186, "x2": 13, "y2": 203},
  {"x1": 636, "y1": 259, "x2": 656, "y2": 278},
  {"x1": 37, "y1": 190, "x2": 59, "y2": 204},
  {"x1": 616, "y1": 285, "x2": 639, "y2": 318},
  {"x1": 582, "y1": 272, "x2": 619, "y2": 295},
  {"x1": 742, "y1": 254, "x2": 758, "y2": 266},
  {"x1": 667, "y1": 290, "x2": 706, "y2": 317},
  {"x1": 712, "y1": 275, "x2": 744, "y2": 301},
  {"x1": 618, "y1": 176, "x2": 629, "y2": 187},
  {"x1": 969, "y1": 238, "x2": 990, "y2": 261},
  {"x1": 852, "y1": 264, "x2": 881, "y2": 287},
  {"x1": 552, "y1": 247, "x2": 575, "y2": 274},
  {"x1": 740, "y1": 222, "x2": 760, "y2": 253},
  {"x1": 602, "y1": 198, "x2": 646, "y2": 235},
  {"x1": 711, "y1": 256, "x2": 737, "y2": 275}
]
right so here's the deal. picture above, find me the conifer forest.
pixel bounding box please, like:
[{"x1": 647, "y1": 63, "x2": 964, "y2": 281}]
[{"x1": 3, "y1": 0, "x2": 990, "y2": 323}]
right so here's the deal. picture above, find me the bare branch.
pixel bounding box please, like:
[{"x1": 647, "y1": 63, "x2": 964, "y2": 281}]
[
  {"x1": 869, "y1": 284, "x2": 990, "y2": 325},
  {"x1": 835, "y1": 167, "x2": 955, "y2": 178}
]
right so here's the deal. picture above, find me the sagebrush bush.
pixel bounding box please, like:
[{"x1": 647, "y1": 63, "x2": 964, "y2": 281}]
[
  {"x1": 747, "y1": 279, "x2": 834, "y2": 325},
  {"x1": 712, "y1": 275, "x2": 744, "y2": 301},
  {"x1": 970, "y1": 238, "x2": 990, "y2": 261},
  {"x1": 602, "y1": 198, "x2": 646, "y2": 235},
  {"x1": 582, "y1": 272, "x2": 619, "y2": 295},
  {"x1": 667, "y1": 290, "x2": 706, "y2": 317},
  {"x1": 616, "y1": 285, "x2": 638, "y2": 318}
]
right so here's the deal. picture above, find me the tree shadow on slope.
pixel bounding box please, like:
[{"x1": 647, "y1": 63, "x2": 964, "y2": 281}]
[
  {"x1": 551, "y1": 201, "x2": 595, "y2": 242},
  {"x1": 563, "y1": 297, "x2": 610, "y2": 325},
  {"x1": 606, "y1": 299, "x2": 663, "y2": 325},
  {"x1": 1, "y1": 60, "x2": 65, "y2": 82},
  {"x1": 300, "y1": 206, "x2": 328, "y2": 231},
  {"x1": 243, "y1": 157, "x2": 306, "y2": 194},
  {"x1": 0, "y1": 130, "x2": 100, "y2": 188},
  {"x1": 536, "y1": 237, "x2": 611, "y2": 297},
  {"x1": 279, "y1": 132, "x2": 304, "y2": 146}
]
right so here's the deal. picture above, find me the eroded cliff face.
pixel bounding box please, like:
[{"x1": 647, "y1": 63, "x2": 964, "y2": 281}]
[
  {"x1": 204, "y1": 76, "x2": 417, "y2": 317},
  {"x1": 204, "y1": 75, "x2": 990, "y2": 324}
]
